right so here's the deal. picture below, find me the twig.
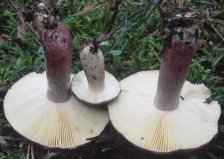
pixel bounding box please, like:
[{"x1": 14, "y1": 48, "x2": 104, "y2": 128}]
[
  {"x1": 7, "y1": 0, "x2": 24, "y2": 23},
  {"x1": 150, "y1": 29, "x2": 160, "y2": 37},
  {"x1": 206, "y1": 152, "x2": 218, "y2": 159},
  {"x1": 26, "y1": 144, "x2": 30, "y2": 159},
  {"x1": 178, "y1": 0, "x2": 184, "y2": 8},
  {"x1": 149, "y1": 44, "x2": 161, "y2": 62},
  {"x1": 195, "y1": 1, "x2": 214, "y2": 5},
  {"x1": 104, "y1": 0, "x2": 122, "y2": 34},
  {"x1": 3, "y1": 66, "x2": 26, "y2": 84},
  {"x1": 70, "y1": 2, "x2": 108, "y2": 17},
  {"x1": 31, "y1": 144, "x2": 35, "y2": 159},
  {"x1": 1, "y1": 136, "x2": 28, "y2": 142},
  {"x1": 206, "y1": 9, "x2": 224, "y2": 43},
  {"x1": 7, "y1": 0, "x2": 41, "y2": 45},
  {"x1": 210, "y1": 10, "x2": 224, "y2": 18},
  {"x1": 210, "y1": 24, "x2": 224, "y2": 42},
  {"x1": 97, "y1": 4, "x2": 146, "y2": 43},
  {"x1": 97, "y1": 0, "x2": 160, "y2": 43},
  {"x1": 211, "y1": 18, "x2": 224, "y2": 27}
]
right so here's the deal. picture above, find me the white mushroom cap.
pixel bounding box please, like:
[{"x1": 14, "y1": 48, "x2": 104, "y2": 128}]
[
  {"x1": 4, "y1": 72, "x2": 109, "y2": 148},
  {"x1": 108, "y1": 71, "x2": 221, "y2": 153},
  {"x1": 71, "y1": 70, "x2": 120, "y2": 105}
]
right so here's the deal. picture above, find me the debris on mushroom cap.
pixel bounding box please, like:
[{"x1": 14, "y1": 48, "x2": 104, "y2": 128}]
[
  {"x1": 4, "y1": 72, "x2": 109, "y2": 148},
  {"x1": 108, "y1": 71, "x2": 221, "y2": 152},
  {"x1": 71, "y1": 37, "x2": 120, "y2": 105}
]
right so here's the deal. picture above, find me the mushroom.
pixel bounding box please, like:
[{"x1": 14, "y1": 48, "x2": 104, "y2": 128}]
[
  {"x1": 3, "y1": 22, "x2": 109, "y2": 148},
  {"x1": 71, "y1": 38, "x2": 120, "y2": 105},
  {"x1": 108, "y1": 9, "x2": 221, "y2": 153}
]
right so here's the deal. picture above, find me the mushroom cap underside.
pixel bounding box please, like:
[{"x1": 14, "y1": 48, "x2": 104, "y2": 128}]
[
  {"x1": 71, "y1": 70, "x2": 120, "y2": 105},
  {"x1": 4, "y1": 72, "x2": 109, "y2": 148},
  {"x1": 108, "y1": 71, "x2": 221, "y2": 153}
]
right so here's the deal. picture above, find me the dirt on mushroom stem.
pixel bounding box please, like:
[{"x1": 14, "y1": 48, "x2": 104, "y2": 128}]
[
  {"x1": 154, "y1": 9, "x2": 205, "y2": 111},
  {"x1": 79, "y1": 37, "x2": 106, "y2": 91},
  {"x1": 23, "y1": 1, "x2": 59, "y2": 42}
]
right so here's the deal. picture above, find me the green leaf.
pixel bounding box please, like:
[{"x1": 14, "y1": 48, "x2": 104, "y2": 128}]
[
  {"x1": 212, "y1": 55, "x2": 224, "y2": 71},
  {"x1": 109, "y1": 50, "x2": 122, "y2": 56},
  {"x1": 100, "y1": 41, "x2": 109, "y2": 46},
  {"x1": 38, "y1": 47, "x2": 44, "y2": 54}
]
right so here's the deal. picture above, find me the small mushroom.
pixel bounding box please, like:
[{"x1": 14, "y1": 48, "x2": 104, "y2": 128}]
[
  {"x1": 71, "y1": 38, "x2": 120, "y2": 105},
  {"x1": 108, "y1": 10, "x2": 221, "y2": 153},
  {"x1": 3, "y1": 22, "x2": 109, "y2": 148}
]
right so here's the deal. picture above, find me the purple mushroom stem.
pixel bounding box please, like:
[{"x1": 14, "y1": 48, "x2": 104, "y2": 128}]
[
  {"x1": 154, "y1": 10, "x2": 204, "y2": 110},
  {"x1": 42, "y1": 22, "x2": 73, "y2": 103}
]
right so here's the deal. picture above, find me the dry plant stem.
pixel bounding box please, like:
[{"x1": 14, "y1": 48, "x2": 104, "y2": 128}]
[
  {"x1": 43, "y1": 22, "x2": 72, "y2": 103},
  {"x1": 31, "y1": 144, "x2": 35, "y2": 159},
  {"x1": 70, "y1": 2, "x2": 108, "y2": 17},
  {"x1": 7, "y1": 0, "x2": 41, "y2": 45},
  {"x1": 80, "y1": 39, "x2": 105, "y2": 91},
  {"x1": 1, "y1": 136, "x2": 27, "y2": 142},
  {"x1": 104, "y1": 0, "x2": 121, "y2": 34},
  {"x1": 26, "y1": 144, "x2": 30, "y2": 159}
]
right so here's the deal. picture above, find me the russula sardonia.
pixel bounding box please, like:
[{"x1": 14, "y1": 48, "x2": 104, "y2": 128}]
[
  {"x1": 71, "y1": 38, "x2": 120, "y2": 105},
  {"x1": 108, "y1": 9, "x2": 221, "y2": 153},
  {"x1": 4, "y1": 22, "x2": 109, "y2": 148}
]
